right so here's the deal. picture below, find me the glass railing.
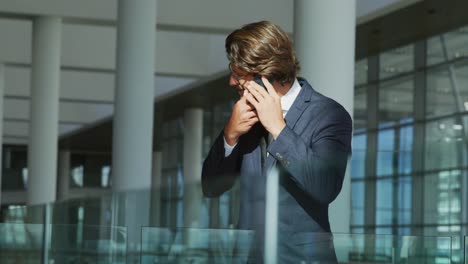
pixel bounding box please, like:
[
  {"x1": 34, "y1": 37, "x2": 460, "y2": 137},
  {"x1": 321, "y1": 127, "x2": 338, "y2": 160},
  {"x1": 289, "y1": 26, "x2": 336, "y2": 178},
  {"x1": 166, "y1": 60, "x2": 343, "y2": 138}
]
[
  {"x1": 465, "y1": 236, "x2": 468, "y2": 264},
  {"x1": 141, "y1": 227, "x2": 255, "y2": 263},
  {"x1": 0, "y1": 223, "x2": 43, "y2": 263},
  {"x1": 0, "y1": 181, "x2": 465, "y2": 263},
  {"x1": 0, "y1": 223, "x2": 127, "y2": 264},
  {"x1": 0, "y1": 221, "x2": 454, "y2": 264},
  {"x1": 140, "y1": 229, "x2": 452, "y2": 263},
  {"x1": 333, "y1": 233, "x2": 451, "y2": 263},
  {"x1": 48, "y1": 224, "x2": 127, "y2": 264}
]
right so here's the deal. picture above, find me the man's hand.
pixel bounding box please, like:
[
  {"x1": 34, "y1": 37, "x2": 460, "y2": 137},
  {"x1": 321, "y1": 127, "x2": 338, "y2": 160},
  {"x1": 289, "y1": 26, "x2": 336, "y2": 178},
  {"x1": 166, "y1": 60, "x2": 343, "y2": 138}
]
[
  {"x1": 224, "y1": 96, "x2": 259, "y2": 146},
  {"x1": 244, "y1": 77, "x2": 286, "y2": 139}
]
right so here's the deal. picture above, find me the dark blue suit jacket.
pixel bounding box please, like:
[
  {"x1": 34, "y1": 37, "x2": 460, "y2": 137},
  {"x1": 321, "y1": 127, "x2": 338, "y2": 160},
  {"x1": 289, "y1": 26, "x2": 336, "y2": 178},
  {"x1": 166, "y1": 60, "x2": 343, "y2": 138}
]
[{"x1": 202, "y1": 78, "x2": 352, "y2": 263}]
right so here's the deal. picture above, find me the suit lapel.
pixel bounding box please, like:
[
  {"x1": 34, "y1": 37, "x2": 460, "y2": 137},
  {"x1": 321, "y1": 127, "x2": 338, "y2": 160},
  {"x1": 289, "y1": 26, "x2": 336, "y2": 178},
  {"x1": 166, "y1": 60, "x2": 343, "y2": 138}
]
[
  {"x1": 264, "y1": 79, "x2": 313, "y2": 171},
  {"x1": 284, "y1": 79, "x2": 313, "y2": 129}
]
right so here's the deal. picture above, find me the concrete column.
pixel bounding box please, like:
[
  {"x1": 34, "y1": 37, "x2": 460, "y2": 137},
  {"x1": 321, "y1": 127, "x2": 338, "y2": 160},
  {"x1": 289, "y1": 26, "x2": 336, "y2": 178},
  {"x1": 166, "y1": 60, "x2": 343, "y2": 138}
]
[
  {"x1": 111, "y1": 1, "x2": 157, "y2": 262},
  {"x1": 0, "y1": 64, "x2": 4, "y2": 207},
  {"x1": 57, "y1": 150, "x2": 71, "y2": 201},
  {"x1": 27, "y1": 17, "x2": 62, "y2": 205},
  {"x1": 150, "y1": 151, "x2": 162, "y2": 226},
  {"x1": 183, "y1": 108, "x2": 203, "y2": 227},
  {"x1": 294, "y1": 0, "x2": 356, "y2": 233},
  {"x1": 112, "y1": 0, "x2": 156, "y2": 192}
]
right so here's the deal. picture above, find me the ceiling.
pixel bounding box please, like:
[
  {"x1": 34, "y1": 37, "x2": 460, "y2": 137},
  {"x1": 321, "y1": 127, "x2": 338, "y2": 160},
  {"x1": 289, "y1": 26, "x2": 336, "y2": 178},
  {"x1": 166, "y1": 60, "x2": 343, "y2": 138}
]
[{"x1": 0, "y1": 0, "x2": 432, "y2": 145}]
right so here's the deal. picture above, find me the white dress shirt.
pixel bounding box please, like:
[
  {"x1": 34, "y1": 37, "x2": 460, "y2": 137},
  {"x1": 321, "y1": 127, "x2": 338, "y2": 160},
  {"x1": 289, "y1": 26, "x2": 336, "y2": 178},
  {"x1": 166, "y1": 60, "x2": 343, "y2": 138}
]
[{"x1": 224, "y1": 79, "x2": 302, "y2": 157}]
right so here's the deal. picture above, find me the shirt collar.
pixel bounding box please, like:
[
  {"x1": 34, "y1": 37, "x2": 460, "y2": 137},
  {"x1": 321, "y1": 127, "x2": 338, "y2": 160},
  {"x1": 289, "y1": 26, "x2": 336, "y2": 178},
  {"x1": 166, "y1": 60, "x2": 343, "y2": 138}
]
[{"x1": 281, "y1": 79, "x2": 302, "y2": 113}]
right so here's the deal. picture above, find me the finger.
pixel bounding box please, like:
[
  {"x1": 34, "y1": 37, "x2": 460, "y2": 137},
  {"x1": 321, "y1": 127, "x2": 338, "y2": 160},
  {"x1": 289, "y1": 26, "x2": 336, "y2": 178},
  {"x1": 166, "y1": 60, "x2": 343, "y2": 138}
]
[
  {"x1": 254, "y1": 78, "x2": 271, "y2": 98},
  {"x1": 241, "y1": 115, "x2": 258, "y2": 125},
  {"x1": 239, "y1": 94, "x2": 255, "y2": 111},
  {"x1": 243, "y1": 111, "x2": 257, "y2": 119},
  {"x1": 262, "y1": 77, "x2": 277, "y2": 97},
  {"x1": 244, "y1": 92, "x2": 259, "y2": 108},
  {"x1": 250, "y1": 116, "x2": 259, "y2": 122},
  {"x1": 245, "y1": 82, "x2": 265, "y2": 102},
  {"x1": 246, "y1": 117, "x2": 259, "y2": 126},
  {"x1": 244, "y1": 92, "x2": 256, "y2": 110}
]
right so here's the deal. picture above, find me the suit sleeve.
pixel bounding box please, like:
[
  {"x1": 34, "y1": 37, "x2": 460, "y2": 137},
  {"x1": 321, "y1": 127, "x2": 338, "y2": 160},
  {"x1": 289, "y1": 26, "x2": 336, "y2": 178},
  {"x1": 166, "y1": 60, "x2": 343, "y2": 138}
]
[
  {"x1": 267, "y1": 105, "x2": 352, "y2": 205},
  {"x1": 201, "y1": 131, "x2": 242, "y2": 197}
]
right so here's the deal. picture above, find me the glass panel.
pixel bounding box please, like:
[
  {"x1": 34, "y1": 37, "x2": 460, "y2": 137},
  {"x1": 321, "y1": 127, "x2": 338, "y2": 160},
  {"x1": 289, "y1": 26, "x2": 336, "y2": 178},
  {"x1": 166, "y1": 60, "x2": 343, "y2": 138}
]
[
  {"x1": 355, "y1": 58, "x2": 368, "y2": 86},
  {"x1": 141, "y1": 227, "x2": 255, "y2": 263},
  {"x1": 0, "y1": 223, "x2": 43, "y2": 263},
  {"x1": 70, "y1": 153, "x2": 112, "y2": 188},
  {"x1": 399, "y1": 125, "x2": 413, "y2": 174},
  {"x1": 286, "y1": 233, "x2": 452, "y2": 263},
  {"x1": 427, "y1": 25, "x2": 468, "y2": 66},
  {"x1": 161, "y1": 118, "x2": 184, "y2": 228},
  {"x1": 422, "y1": 170, "x2": 463, "y2": 263},
  {"x1": 377, "y1": 129, "x2": 395, "y2": 177},
  {"x1": 4, "y1": 204, "x2": 46, "y2": 224},
  {"x1": 0, "y1": 223, "x2": 127, "y2": 264},
  {"x1": 465, "y1": 236, "x2": 468, "y2": 264},
  {"x1": 351, "y1": 137, "x2": 366, "y2": 179},
  {"x1": 397, "y1": 177, "x2": 412, "y2": 225},
  {"x1": 48, "y1": 224, "x2": 127, "y2": 264},
  {"x1": 379, "y1": 76, "x2": 414, "y2": 126},
  {"x1": 354, "y1": 88, "x2": 368, "y2": 130},
  {"x1": 425, "y1": 117, "x2": 467, "y2": 170},
  {"x1": 400, "y1": 235, "x2": 452, "y2": 264},
  {"x1": 380, "y1": 44, "x2": 414, "y2": 79},
  {"x1": 426, "y1": 62, "x2": 468, "y2": 117},
  {"x1": 1, "y1": 146, "x2": 28, "y2": 191},
  {"x1": 1, "y1": 205, "x2": 28, "y2": 222},
  {"x1": 351, "y1": 181, "x2": 365, "y2": 226},
  {"x1": 376, "y1": 179, "x2": 393, "y2": 226}
]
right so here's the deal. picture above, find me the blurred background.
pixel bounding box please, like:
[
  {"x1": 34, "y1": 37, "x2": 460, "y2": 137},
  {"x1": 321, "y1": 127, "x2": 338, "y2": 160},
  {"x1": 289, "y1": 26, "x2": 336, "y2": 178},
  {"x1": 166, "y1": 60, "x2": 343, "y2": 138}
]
[{"x1": 0, "y1": 0, "x2": 468, "y2": 263}]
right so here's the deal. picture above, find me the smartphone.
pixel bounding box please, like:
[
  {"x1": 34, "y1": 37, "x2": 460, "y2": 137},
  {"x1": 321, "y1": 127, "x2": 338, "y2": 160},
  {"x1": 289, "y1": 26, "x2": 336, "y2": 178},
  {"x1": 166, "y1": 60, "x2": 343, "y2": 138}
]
[{"x1": 254, "y1": 75, "x2": 274, "y2": 90}]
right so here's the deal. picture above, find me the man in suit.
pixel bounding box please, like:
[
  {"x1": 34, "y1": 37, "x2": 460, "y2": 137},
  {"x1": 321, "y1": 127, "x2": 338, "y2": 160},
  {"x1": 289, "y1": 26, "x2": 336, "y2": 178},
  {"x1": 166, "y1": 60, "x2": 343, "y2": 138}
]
[{"x1": 202, "y1": 21, "x2": 352, "y2": 263}]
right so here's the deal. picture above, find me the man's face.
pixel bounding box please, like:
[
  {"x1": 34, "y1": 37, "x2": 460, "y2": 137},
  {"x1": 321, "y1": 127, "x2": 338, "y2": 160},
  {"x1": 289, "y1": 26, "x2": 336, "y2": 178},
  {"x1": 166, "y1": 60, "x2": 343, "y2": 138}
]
[{"x1": 229, "y1": 64, "x2": 254, "y2": 97}]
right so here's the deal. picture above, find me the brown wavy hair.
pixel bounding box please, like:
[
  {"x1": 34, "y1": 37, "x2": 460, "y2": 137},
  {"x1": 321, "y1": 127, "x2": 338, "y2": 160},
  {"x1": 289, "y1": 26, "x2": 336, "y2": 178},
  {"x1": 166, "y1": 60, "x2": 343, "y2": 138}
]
[{"x1": 225, "y1": 21, "x2": 300, "y2": 85}]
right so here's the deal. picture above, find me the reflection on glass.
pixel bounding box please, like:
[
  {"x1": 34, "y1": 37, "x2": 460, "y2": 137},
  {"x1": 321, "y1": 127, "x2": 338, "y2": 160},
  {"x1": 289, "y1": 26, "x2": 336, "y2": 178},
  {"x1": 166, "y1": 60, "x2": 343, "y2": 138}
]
[
  {"x1": 351, "y1": 181, "x2": 365, "y2": 226},
  {"x1": 376, "y1": 179, "x2": 393, "y2": 226},
  {"x1": 101, "y1": 166, "x2": 110, "y2": 187},
  {"x1": 0, "y1": 223, "x2": 127, "y2": 264},
  {"x1": 465, "y1": 237, "x2": 468, "y2": 264},
  {"x1": 351, "y1": 135, "x2": 366, "y2": 228},
  {"x1": 69, "y1": 153, "x2": 112, "y2": 188},
  {"x1": 49, "y1": 224, "x2": 127, "y2": 264},
  {"x1": 354, "y1": 88, "x2": 367, "y2": 130},
  {"x1": 141, "y1": 227, "x2": 255, "y2": 263},
  {"x1": 380, "y1": 44, "x2": 414, "y2": 79},
  {"x1": 427, "y1": 25, "x2": 468, "y2": 66},
  {"x1": 72, "y1": 165, "x2": 84, "y2": 187},
  {"x1": 351, "y1": 135, "x2": 366, "y2": 179},
  {"x1": 379, "y1": 76, "x2": 414, "y2": 126},
  {"x1": 0, "y1": 223, "x2": 43, "y2": 263},
  {"x1": 355, "y1": 59, "x2": 368, "y2": 86},
  {"x1": 397, "y1": 177, "x2": 411, "y2": 225},
  {"x1": 398, "y1": 125, "x2": 413, "y2": 174},
  {"x1": 161, "y1": 118, "x2": 184, "y2": 228},
  {"x1": 1, "y1": 147, "x2": 28, "y2": 191},
  {"x1": 426, "y1": 63, "x2": 468, "y2": 117},
  {"x1": 425, "y1": 117, "x2": 466, "y2": 170},
  {"x1": 377, "y1": 129, "x2": 395, "y2": 177},
  {"x1": 281, "y1": 233, "x2": 452, "y2": 264}
]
